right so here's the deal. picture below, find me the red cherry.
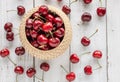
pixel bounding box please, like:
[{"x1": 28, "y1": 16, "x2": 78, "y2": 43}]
[
  {"x1": 93, "y1": 50, "x2": 102, "y2": 59},
  {"x1": 15, "y1": 46, "x2": 25, "y2": 56},
  {"x1": 42, "y1": 22, "x2": 53, "y2": 32},
  {"x1": 4, "y1": 22, "x2": 13, "y2": 32},
  {"x1": 54, "y1": 28, "x2": 65, "y2": 38},
  {"x1": 46, "y1": 14, "x2": 54, "y2": 22},
  {"x1": 17, "y1": 5, "x2": 25, "y2": 16},
  {"x1": 97, "y1": 7, "x2": 106, "y2": 17},
  {"x1": 62, "y1": 5, "x2": 71, "y2": 15},
  {"x1": 57, "y1": 0, "x2": 62, "y2": 2},
  {"x1": 81, "y1": 36, "x2": 90, "y2": 46},
  {"x1": 32, "y1": 12, "x2": 40, "y2": 18},
  {"x1": 26, "y1": 19, "x2": 33, "y2": 29},
  {"x1": 70, "y1": 54, "x2": 80, "y2": 63},
  {"x1": 14, "y1": 66, "x2": 24, "y2": 75},
  {"x1": 40, "y1": 45, "x2": 50, "y2": 50},
  {"x1": 40, "y1": 62, "x2": 50, "y2": 71},
  {"x1": 49, "y1": 37, "x2": 60, "y2": 47},
  {"x1": 30, "y1": 30, "x2": 38, "y2": 38},
  {"x1": 83, "y1": 0, "x2": 92, "y2": 4},
  {"x1": 54, "y1": 17, "x2": 63, "y2": 27},
  {"x1": 37, "y1": 35, "x2": 48, "y2": 45},
  {"x1": 31, "y1": 41, "x2": 40, "y2": 48},
  {"x1": 39, "y1": 5, "x2": 48, "y2": 15},
  {"x1": 26, "y1": 68, "x2": 36, "y2": 78},
  {"x1": 33, "y1": 20, "x2": 43, "y2": 31},
  {"x1": 6, "y1": 31, "x2": 14, "y2": 41},
  {"x1": 26, "y1": 29, "x2": 31, "y2": 37},
  {"x1": 81, "y1": 12, "x2": 92, "y2": 22},
  {"x1": 66, "y1": 72, "x2": 76, "y2": 81},
  {"x1": 0, "y1": 48, "x2": 10, "y2": 57},
  {"x1": 84, "y1": 65, "x2": 92, "y2": 75}
]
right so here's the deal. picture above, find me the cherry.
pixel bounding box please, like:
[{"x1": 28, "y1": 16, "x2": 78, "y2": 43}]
[
  {"x1": 32, "y1": 12, "x2": 40, "y2": 18},
  {"x1": 46, "y1": 14, "x2": 54, "y2": 23},
  {"x1": 14, "y1": 66, "x2": 24, "y2": 75},
  {"x1": 33, "y1": 20, "x2": 43, "y2": 31},
  {"x1": 39, "y1": 5, "x2": 48, "y2": 15},
  {"x1": 83, "y1": 0, "x2": 92, "y2": 4},
  {"x1": 37, "y1": 34, "x2": 48, "y2": 45},
  {"x1": 0, "y1": 48, "x2": 10, "y2": 57},
  {"x1": 54, "y1": 17, "x2": 63, "y2": 27},
  {"x1": 17, "y1": 5, "x2": 25, "y2": 16},
  {"x1": 40, "y1": 62, "x2": 50, "y2": 71},
  {"x1": 26, "y1": 19, "x2": 33, "y2": 29},
  {"x1": 30, "y1": 30, "x2": 38, "y2": 38},
  {"x1": 49, "y1": 37, "x2": 60, "y2": 47},
  {"x1": 26, "y1": 29, "x2": 31, "y2": 37},
  {"x1": 81, "y1": 12, "x2": 92, "y2": 22},
  {"x1": 57, "y1": 0, "x2": 62, "y2": 2},
  {"x1": 4, "y1": 22, "x2": 13, "y2": 32},
  {"x1": 42, "y1": 22, "x2": 53, "y2": 32},
  {"x1": 93, "y1": 50, "x2": 102, "y2": 59},
  {"x1": 97, "y1": 7, "x2": 106, "y2": 17},
  {"x1": 81, "y1": 36, "x2": 90, "y2": 46},
  {"x1": 40, "y1": 45, "x2": 50, "y2": 50},
  {"x1": 15, "y1": 46, "x2": 25, "y2": 56},
  {"x1": 70, "y1": 53, "x2": 79, "y2": 64},
  {"x1": 81, "y1": 29, "x2": 98, "y2": 46},
  {"x1": 62, "y1": 5, "x2": 71, "y2": 15},
  {"x1": 84, "y1": 65, "x2": 92, "y2": 75},
  {"x1": 66, "y1": 72, "x2": 76, "y2": 81},
  {"x1": 6, "y1": 31, "x2": 14, "y2": 41},
  {"x1": 26, "y1": 68, "x2": 36, "y2": 78},
  {"x1": 31, "y1": 41, "x2": 40, "y2": 48},
  {"x1": 54, "y1": 27, "x2": 65, "y2": 38}
]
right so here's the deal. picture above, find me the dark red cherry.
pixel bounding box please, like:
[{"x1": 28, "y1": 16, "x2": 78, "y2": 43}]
[
  {"x1": 54, "y1": 28, "x2": 65, "y2": 38},
  {"x1": 70, "y1": 54, "x2": 79, "y2": 63},
  {"x1": 46, "y1": 14, "x2": 54, "y2": 22},
  {"x1": 0, "y1": 48, "x2": 10, "y2": 57},
  {"x1": 37, "y1": 35, "x2": 48, "y2": 45},
  {"x1": 26, "y1": 19, "x2": 33, "y2": 29},
  {"x1": 14, "y1": 66, "x2": 24, "y2": 75},
  {"x1": 54, "y1": 17, "x2": 63, "y2": 27},
  {"x1": 39, "y1": 5, "x2": 48, "y2": 15},
  {"x1": 57, "y1": 0, "x2": 62, "y2": 1},
  {"x1": 32, "y1": 12, "x2": 40, "y2": 18},
  {"x1": 66, "y1": 72, "x2": 76, "y2": 81},
  {"x1": 42, "y1": 22, "x2": 53, "y2": 32},
  {"x1": 17, "y1": 5, "x2": 25, "y2": 16},
  {"x1": 83, "y1": 0, "x2": 92, "y2": 4},
  {"x1": 4, "y1": 22, "x2": 13, "y2": 32},
  {"x1": 26, "y1": 68, "x2": 36, "y2": 78},
  {"x1": 93, "y1": 50, "x2": 102, "y2": 59},
  {"x1": 6, "y1": 31, "x2": 14, "y2": 41},
  {"x1": 81, "y1": 36, "x2": 90, "y2": 46},
  {"x1": 15, "y1": 46, "x2": 25, "y2": 56},
  {"x1": 26, "y1": 29, "x2": 31, "y2": 37},
  {"x1": 40, "y1": 44, "x2": 50, "y2": 50},
  {"x1": 97, "y1": 7, "x2": 106, "y2": 17},
  {"x1": 30, "y1": 30, "x2": 38, "y2": 38},
  {"x1": 49, "y1": 37, "x2": 60, "y2": 47},
  {"x1": 40, "y1": 62, "x2": 50, "y2": 71},
  {"x1": 84, "y1": 65, "x2": 92, "y2": 75},
  {"x1": 81, "y1": 12, "x2": 92, "y2": 22},
  {"x1": 62, "y1": 5, "x2": 71, "y2": 15},
  {"x1": 31, "y1": 41, "x2": 39, "y2": 48},
  {"x1": 33, "y1": 20, "x2": 43, "y2": 31}
]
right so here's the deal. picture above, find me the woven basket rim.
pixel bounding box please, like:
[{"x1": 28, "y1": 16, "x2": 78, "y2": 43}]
[{"x1": 19, "y1": 5, "x2": 72, "y2": 60}]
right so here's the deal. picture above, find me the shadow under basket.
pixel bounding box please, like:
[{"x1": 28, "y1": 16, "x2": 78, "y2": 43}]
[{"x1": 19, "y1": 5, "x2": 72, "y2": 60}]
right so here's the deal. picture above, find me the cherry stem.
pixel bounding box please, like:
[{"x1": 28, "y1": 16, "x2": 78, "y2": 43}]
[
  {"x1": 93, "y1": 60, "x2": 102, "y2": 70},
  {"x1": 60, "y1": 65, "x2": 69, "y2": 73},
  {"x1": 6, "y1": 10, "x2": 16, "y2": 12},
  {"x1": 49, "y1": 31, "x2": 53, "y2": 38},
  {"x1": 39, "y1": 16, "x2": 47, "y2": 21},
  {"x1": 99, "y1": 0, "x2": 102, "y2": 6},
  {"x1": 42, "y1": 71, "x2": 44, "y2": 81},
  {"x1": 16, "y1": 74, "x2": 18, "y2": 82},
  {"x1": 88, "y1": 29, "x2": 98, "y2": 39},
  {"x1": 7, "y1": 57, "x2": 17, "y2": 66},
  {"x1": 35, "y1": 75, "x2": 43, "y2": 82},
  {"x1": 79, "y1": 51, "x2": 91, "y2": 56},
  {"x1": 70, "y1": 0, "x2": 78, "y2": 5}
]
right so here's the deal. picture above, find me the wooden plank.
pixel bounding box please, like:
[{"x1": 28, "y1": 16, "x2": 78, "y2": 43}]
[
  {"x1": 34, "y1": 0, "x2": 70, "y2": 82},
  {"x1": 107, "y1": 0, "x2": 120, "y2": 82},
  {"x1": 0, "y1": 0, "x2": 34, "y2": 82},
  {"x1": 70, "y1": 0, "x2": 107, "y2": 82}
]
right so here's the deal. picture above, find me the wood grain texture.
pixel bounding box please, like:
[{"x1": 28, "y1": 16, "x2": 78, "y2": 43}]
[{"x1": 0, "y1": 0, "x2": 113, "y2": 82}]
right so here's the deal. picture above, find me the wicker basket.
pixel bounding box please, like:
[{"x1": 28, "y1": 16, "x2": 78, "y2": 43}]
[{"x1": 19, "y1": 5, "x2": 72, "y2": 60}]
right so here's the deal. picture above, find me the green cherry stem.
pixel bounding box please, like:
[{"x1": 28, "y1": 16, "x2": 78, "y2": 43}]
[
  {"x1": 70, "y1": 0, "x2": 78, "y2": 5},
  {"x1": 99, "y1": 0, "x2": 102, "y2": 6},
  {"x1": 88, "y1": 29, "x2": 98, "y2": 39},
  {"x1": 93, "y1": 60, "x2": 102, "y2": 70},
  {"x1": 7, "y1": 57, "x2": 17, "y2": 66},
  {"x1": 60, "y1": 65, "x2": 69, "y2": 73},
  {"x1": 35, "y1": 75, "x2": 43, "y2": 82},
  {"x1": 79, "y1": 51, "x2": 91, "y2": 56}
]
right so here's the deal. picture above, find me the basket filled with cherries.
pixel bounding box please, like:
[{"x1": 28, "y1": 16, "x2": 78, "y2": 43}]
[{"x1": 19, "y1": 5, "x2": 72, "y2": 60}]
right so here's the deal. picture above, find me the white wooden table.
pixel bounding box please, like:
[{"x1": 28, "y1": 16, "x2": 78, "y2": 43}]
[{"x1": 0, "y1": 0, "x2": 118, "y2": 82}]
